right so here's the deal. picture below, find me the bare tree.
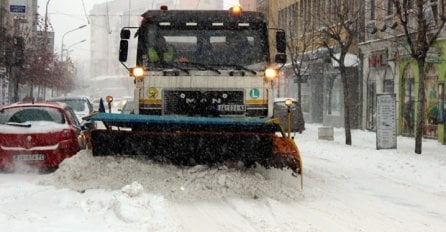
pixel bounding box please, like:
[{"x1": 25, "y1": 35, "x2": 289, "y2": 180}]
[
  {"x1": 286, "y1": 5, "x2": 315, "y2": 104},
  {"x1": 390, "y1": 0, "x2": 446, "y2": 154},
  {"x1": 3, "y1": 14, "x2": 76, "y2": 101},
  {"x1": 318, "y1": 0, "x2": 363, "y2": 145}
]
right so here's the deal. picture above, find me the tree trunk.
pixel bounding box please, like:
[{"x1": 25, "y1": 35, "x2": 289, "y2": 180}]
[
  {"x1": 29, "y1": 83, "x2": 34, "y2": 100},
  {"x1": 327, "y1": 77, "x2": 334, "y2": 115},
  {"x1": 298, "y1": 82, "x2": 302, "y2": 104},
  {"x1": 415, "y1": 60, "x2": 425, "y2": 154},
  {"x1": 12, "y1": 67, "x2": 19, "y2": 102},
  {"x1": 340, "y1": 67, "x2": 352, "y2": 145}
]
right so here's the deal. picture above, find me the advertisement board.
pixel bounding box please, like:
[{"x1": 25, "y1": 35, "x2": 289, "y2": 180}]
[{"x1": 376, "y1": 94, "x2": 397, "y2": 149}]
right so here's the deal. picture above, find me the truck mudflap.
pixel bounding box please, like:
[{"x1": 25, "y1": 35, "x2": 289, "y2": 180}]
[{"x1": 88, "y1": 113, "x2": 302, "y2": 181}]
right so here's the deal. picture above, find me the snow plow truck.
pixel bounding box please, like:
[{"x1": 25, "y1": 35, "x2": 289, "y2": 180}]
[{"x1": 87, "y1": 6, "x2": 302, "y2": 179}]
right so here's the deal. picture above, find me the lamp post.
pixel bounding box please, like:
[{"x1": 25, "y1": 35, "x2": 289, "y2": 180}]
[
  {"x1": 60, "y1": 24, "x2": 87, "y2": 60},
  {"x1": 285, "y1": 98, "x2": 293, "y2": 139},
  {"x1": 44, "y1": 0, "x2": 51, "y2": 32},
  {"x1": 64, "y1": 39, "x2": 86, "y2": 60}
]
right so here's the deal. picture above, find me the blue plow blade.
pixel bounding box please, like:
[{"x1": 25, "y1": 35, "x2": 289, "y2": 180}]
[
  {"x1": 87, "y1": 113, "x2": 302, "y2": 174},
  {"x1": 89, "y1": 113, "x2": 281, "y2": 133}
]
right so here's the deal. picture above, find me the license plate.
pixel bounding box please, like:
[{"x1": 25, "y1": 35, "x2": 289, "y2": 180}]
[
  {"x1": 218, "y1": 104, "x2": 246, "y2": 112},
  {"x1": 14, "y1": 154, "x2": 45, "y2": 161}
]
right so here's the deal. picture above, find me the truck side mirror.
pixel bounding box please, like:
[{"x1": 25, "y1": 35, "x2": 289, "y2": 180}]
[
  {"x1": 275, "y1": 53, "x2": 287, "y2": 64},
  {"x1": 120, "y1": 29, "x2": 131, "y2": 39},
  {"x1": 119, "y1": 40, "x2": 129, "y2": 62},
  {"x1": 276, "y1": 31, "x2": 286, "y2": 53}
]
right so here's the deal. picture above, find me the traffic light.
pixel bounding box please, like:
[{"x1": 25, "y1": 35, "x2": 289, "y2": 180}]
[{"x1": 13, "y1": 36, "x2": 25, "y2": 66}]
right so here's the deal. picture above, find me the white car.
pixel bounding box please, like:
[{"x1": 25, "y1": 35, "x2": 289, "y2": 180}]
[{"x1": 47, "y1": 96, "x2": 95, "y2": 130}]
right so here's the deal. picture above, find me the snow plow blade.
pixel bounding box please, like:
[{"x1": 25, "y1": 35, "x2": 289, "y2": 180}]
[{"x1": 88, "y1": 113, "x2": 302, "y2": 174}]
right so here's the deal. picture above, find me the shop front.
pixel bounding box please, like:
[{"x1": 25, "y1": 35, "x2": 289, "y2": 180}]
[{"x1": 398, "y1": 41, "x2": 446, "y2": 144}]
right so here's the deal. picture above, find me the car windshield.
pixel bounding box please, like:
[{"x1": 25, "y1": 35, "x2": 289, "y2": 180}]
[{"x1": 0, "y1": 107, "x2": 65, "y2": 124}]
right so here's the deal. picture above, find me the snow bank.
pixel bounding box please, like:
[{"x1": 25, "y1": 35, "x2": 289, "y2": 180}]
[{"x1": 38, "y1": 150, "x2": 303, "y2": 201}]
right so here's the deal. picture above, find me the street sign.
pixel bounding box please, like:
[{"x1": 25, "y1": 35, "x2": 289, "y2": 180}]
[
  {"x1": 10, "y1": 5, "x2": 26, "y2": 13},
  {"x1": 10, "y1": 0, "x2": 27, "y2": 14}
]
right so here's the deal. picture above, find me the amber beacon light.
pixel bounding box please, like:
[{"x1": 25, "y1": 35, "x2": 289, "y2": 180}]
[{"x1": 230, "y1": 6, "x2": 242, "y2": 15}]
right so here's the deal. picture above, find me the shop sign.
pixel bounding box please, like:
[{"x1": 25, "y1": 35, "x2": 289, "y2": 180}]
[
  {"x1": 369, "y1": 50, "x2": 387, "y2": 68},
  {"x1": 397, "y1": 43, "x2": 441, "y2": 63}
]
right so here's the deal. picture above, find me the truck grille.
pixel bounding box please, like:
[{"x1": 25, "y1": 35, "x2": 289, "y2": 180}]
[{"x1": 163, "y1": 90, "x2": 245, "y2": 116}]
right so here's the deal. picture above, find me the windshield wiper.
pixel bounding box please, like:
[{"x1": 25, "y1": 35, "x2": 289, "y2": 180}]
[
  {"x1": 160, "y1": 62, "x2": 190, "y2": 75},
  {"x1": 6, "y1": 122, "x2": 31, "y2": 127},
  {"x1": 175, "y1": 61, "x2": 221, "y2": 74},
  {"x1": 216, "y1": 64, "x2": 257, "y2": 75}
]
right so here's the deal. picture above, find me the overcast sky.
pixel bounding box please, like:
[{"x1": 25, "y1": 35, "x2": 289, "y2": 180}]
[{"x1": 38, "y1": 0, "x2": 241, "y2": 61}]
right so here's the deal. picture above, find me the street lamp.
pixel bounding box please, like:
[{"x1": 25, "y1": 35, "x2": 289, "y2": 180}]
[
  {"x1": 64, "y1": 39, "x2": 86, "y2": 60},
  {"x1": 60, "y1": 24, "x2": 87, "y2": 60},
  {"x1": 44, "y1": 0, "x2": 51, "y2": 32}
]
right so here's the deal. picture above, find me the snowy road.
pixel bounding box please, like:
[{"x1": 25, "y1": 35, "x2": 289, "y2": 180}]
[{"x1": 1, "y1": 124, "x2": 445, "y2": 231}]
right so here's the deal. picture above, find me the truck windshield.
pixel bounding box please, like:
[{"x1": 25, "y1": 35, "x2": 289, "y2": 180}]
[{"x1": 138, "y1": 24, "x2": 269, "y2": 70}]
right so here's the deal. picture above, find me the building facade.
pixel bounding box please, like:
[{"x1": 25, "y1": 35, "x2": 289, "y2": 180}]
[
  {"x1": 360, "y1": 0, "x2": 446, "y2": 145},
  {"x1": 239, "y1": 0, "x2": 256, "y2": 11},
  {"x1": 1, "y1": 0, "x2": 46, "y2": 104},
  {"x1": 272, "y1": 0, "x2": 363, "y2": 129}
]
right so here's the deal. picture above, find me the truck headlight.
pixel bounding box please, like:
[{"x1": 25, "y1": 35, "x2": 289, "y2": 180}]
[
  {"x1": 130, "y1": 67, "x2": 144, "y2": 78},
  {"x1": 264, "y1": 67, "x2": 278, "y2": 81}
]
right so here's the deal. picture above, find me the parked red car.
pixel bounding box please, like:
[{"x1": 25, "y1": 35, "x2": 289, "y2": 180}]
[{"x1": 0, "y1": 102, "x2": 85, "y2": 171}]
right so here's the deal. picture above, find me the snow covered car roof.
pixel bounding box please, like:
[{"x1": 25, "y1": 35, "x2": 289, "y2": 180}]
[{"x1": 0, "y1": 101, "x2": 80, "y2": 132}]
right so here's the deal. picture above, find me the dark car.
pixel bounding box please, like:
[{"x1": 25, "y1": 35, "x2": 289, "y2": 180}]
[
  {"x1": 273, "y1": 98, "x2": 305, "y2": 133},
  {"x1": 0, "y1": 102, "x2": 85, "y2": 171}
]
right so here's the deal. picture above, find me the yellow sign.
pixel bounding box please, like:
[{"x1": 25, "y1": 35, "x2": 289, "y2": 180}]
[{"x1": 148, "y1": 87, "x2": 158, "y2": 98}]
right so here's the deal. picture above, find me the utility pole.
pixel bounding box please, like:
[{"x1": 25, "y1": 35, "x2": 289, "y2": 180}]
[
  {"x1": 0, "y1": 0, "x2": 5, "y2": 65},
  {"x1": 0, "y1": 0, "x2": 6, "y2": 105}
]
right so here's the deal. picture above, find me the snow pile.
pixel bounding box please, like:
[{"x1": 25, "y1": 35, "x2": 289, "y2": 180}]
[
  {"x1": 38, "y1": 150, "x2": 303, "y2": 201},
  {"x1": 3, "y1": 123, "x2": 446, "y2": 231}
]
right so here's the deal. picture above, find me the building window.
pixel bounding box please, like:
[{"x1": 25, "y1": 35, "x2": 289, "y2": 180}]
[
  {"x1": 402, "y1": 66, "x2": 415, "y2": 136},
  {"x1": 406, "y1": 0, "x2": 414, "y2": 9},
  {"x1": 278, "y1": 9, "x2": 286, "y2": 30},
  {"x1": 386, "y1": 0, "x2": 393, "y2": 15},
  {"x1": 426, "y1": 0, "x2": 439, "y2": 25},
  {"x1": 366, "y1": 82, "x2": 376, "y2": 130},
  {"x1": 424, "y1": 65, "x2": 439, "y2": 139},
  {"x1": 366, "y1": 22, "x2": 377, "y2": 40},
  {"x1": 302, "y1": 94, "x2": 310, "y2": 113},
  {"x1": 326, "y1": 75, "x2": 341, "y2": 116}
]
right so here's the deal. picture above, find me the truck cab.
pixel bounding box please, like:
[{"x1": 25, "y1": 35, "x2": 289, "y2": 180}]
[{"x1": 119, "y1": 6, "x2": 286, "y2": 118}]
